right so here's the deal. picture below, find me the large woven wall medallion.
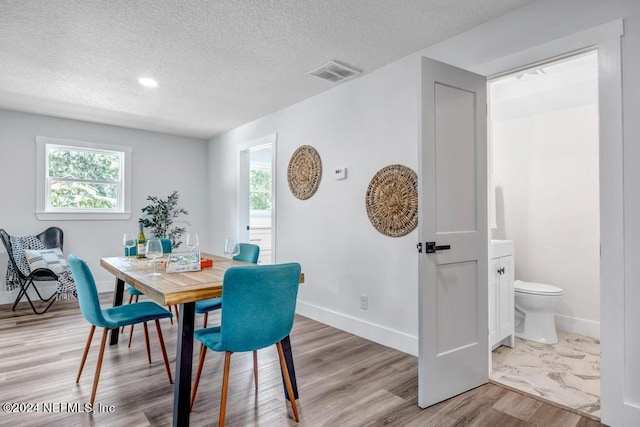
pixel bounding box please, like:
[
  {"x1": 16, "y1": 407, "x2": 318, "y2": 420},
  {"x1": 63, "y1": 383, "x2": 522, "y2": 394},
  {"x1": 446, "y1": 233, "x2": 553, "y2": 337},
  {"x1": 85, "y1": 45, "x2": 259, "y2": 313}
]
[
  {"x1": 366, "y1": 164, "x2": 418, "y2": 237},
  {"x1": 288, "y1": 145, "x2": 322, "y2": 200}
]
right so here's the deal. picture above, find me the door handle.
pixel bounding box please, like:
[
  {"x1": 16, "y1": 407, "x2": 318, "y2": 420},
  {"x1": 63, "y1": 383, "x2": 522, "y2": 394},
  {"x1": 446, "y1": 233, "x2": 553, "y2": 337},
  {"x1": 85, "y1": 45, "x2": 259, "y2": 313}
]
[{"x1": 425, "y1": 242, "x2": 451, "y2": 254}]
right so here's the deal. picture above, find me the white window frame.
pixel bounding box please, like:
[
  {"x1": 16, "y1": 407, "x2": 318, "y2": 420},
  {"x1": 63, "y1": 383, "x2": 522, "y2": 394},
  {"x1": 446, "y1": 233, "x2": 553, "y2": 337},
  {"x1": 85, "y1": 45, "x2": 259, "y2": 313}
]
[{"x1": 35, "y1": 136, "x2": 133, "y2": 220}]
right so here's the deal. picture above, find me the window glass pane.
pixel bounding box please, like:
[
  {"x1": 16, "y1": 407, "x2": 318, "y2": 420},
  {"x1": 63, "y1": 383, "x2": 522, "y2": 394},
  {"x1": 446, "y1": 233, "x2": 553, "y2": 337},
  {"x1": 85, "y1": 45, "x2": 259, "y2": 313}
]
[
  {"x1": 50, "y1": 181, "x2": 118, "y2": 209},
  {"x1": 48, "y1": 147, "x2": 121, "y2": 181},
  {"x1": 249, "y1": 169, "x2": 271, "y2": 210}
]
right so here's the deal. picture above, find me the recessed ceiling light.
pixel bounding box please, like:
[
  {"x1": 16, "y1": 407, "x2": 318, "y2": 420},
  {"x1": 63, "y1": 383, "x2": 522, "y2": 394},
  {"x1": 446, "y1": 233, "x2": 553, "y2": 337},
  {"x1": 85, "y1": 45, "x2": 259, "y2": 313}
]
[{"x1": 138, "y1": 77, "x2": 158, "y2": 88}]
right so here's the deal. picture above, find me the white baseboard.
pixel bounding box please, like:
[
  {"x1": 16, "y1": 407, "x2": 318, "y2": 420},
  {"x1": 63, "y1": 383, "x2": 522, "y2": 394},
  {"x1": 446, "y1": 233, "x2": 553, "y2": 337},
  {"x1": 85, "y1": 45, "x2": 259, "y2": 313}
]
[
  {"x1": 296, "y1": 300, "x2": 419, "y2": 357},
  {"x1": 624, "y1": 401, "x2": 640, "y2": 426},
  {"x1": 0, "y1": 280, "x2": 113, "y2": 305},
  {"x1": 555, "y1": 314, "x2": 600, "y2": 339}
]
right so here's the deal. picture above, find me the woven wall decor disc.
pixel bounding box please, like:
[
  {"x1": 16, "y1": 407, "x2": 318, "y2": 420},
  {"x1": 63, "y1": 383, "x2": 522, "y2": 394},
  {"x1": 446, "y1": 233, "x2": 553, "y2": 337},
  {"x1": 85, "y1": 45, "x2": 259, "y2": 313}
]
[
  {"x1": 366, "y1": 164, "x2": 418, "y2": 237},
  {"x1": 288, "y1": 145, "x2": 322, "y2": 200}
]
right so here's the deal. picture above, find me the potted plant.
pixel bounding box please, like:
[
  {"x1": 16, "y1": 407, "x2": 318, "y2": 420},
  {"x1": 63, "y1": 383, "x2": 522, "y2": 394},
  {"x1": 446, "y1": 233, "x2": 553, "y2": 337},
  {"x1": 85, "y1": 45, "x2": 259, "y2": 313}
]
[{"x1": 139, "y1": 190, "x2": 189, "y2": 249}]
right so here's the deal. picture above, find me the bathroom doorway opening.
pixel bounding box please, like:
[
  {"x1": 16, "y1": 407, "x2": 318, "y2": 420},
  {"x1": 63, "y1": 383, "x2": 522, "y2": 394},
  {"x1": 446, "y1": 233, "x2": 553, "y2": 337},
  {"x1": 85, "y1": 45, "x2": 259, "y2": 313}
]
[
  {"x1": 238, "y1": 134, "x2": 276, "y2": 265},
  {"x1": 487, "y1": 50, "x2": 601, "y2": 419}
]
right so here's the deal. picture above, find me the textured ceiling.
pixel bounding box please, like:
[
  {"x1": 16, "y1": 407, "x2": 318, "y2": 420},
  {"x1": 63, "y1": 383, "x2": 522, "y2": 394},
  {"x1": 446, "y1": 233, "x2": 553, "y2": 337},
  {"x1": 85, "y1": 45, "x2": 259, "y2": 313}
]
[{"x1": 0, "y1": 0, "x2": 535, "y2": 139}]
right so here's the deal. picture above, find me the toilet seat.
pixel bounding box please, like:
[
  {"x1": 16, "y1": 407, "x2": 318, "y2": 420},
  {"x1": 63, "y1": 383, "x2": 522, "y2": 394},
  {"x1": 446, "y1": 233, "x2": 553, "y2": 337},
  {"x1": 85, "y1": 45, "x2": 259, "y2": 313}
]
[{"x1": 514, "y1": 280, "x2": 563, "y2": 296}]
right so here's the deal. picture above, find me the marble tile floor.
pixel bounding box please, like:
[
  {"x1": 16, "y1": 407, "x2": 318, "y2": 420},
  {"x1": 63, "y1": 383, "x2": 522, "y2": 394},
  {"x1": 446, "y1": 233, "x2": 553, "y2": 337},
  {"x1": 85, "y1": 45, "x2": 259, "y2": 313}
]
[{"x1": 490, "y1": 331, "x2": 601, "y2": 420}]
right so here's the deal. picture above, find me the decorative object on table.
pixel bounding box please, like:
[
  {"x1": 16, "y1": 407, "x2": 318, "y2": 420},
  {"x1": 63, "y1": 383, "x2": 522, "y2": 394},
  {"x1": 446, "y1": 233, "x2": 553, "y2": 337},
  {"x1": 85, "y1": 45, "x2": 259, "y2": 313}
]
[
  {"x1": 0, "y1": 227, "x2": 76, "y2": 314},
  {"x1": 287, "y1": 145, "x2": 322, "y2": 200},
  {"x1": 165, "y1": 252, "x2": 202, "y2": 273},
  {"x1": 145, "y1": 238, "x2": 164, "y2": 276},
  {"x1": 186, "y1": 232, "x2": 199, "y2": 252},
  {"x1": 200, "y1": 258, "x2": 213, "y2": 269},
  {"x1": 223, "y1": 237, "x2": 241, "y2": 267},
  {"x1": 365, "y1": 164, "x2": 418, "y2": 237},
  {"x1": 136, "y1": 221, "x2": 147, "y2": 258},
  {"x1": 139, "y1": 190, "x2": 189, "y2": 249},
  {"x1": 67, "y1": 255, "x2": 173, "y2": 407},
  {"x1": 122, "y1": 233, "x2": 136, "y2": 262}
]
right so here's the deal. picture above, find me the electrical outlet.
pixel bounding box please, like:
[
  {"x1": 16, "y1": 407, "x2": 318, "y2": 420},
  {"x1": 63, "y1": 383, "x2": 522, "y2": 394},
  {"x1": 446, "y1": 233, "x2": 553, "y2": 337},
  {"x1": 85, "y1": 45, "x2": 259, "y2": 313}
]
[{"x1": 359, "y1": 294, "x2": 368, "y2": 310}]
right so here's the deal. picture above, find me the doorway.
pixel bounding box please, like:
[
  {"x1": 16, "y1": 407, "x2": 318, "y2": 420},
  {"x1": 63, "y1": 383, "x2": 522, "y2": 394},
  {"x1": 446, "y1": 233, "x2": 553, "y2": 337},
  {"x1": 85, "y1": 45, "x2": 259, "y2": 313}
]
[
  {"x1": 487, "y1": 51, "x2": 601, "y2": 419},
  {"x1": 238, "y1": 134, "x2": 276, "y2": 264}
]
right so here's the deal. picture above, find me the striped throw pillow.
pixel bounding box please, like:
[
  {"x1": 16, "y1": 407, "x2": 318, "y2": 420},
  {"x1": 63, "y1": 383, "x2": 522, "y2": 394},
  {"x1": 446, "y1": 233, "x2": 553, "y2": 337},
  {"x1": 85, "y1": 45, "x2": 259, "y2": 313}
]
[{"x1": 24, "y1": 248, "x2": 67, "y2": 274}]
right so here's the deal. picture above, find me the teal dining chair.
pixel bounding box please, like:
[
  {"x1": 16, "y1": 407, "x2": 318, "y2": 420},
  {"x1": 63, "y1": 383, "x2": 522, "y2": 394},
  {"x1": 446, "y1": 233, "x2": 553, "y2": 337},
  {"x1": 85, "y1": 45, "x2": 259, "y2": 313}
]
[
  {"x1": 195, "y1": 242, "x2": 260, "y2": 328},
  {"x1": 123, "y1": 238, "x2": 178, "y2": 346},
  {"x1": 67, "y1": 254, "x2": 173, "y2": 407},
  {"x1": 190, "y1": 263, "x2": 302, "y2": 426}
]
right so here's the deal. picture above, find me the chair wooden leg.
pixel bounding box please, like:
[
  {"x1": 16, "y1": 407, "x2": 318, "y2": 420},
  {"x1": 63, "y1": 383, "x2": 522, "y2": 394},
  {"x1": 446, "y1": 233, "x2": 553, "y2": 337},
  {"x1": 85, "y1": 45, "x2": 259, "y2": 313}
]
[
  {"x1": 76, "y1": 325, "x2": 95, "y2": 383},
  {"x1": 90, "y1": 328, "x2": 109, "y2": 407},
  {"x1": 142, "y1": 322, "x2": 152, "y2": 364},
  {"x1": 219, "y1": 351, "x2": 232, "y2": 427},
  {"x1": 128, "y1": 323, "x2": 135, "y2": 348},
  {"x1": 190, "y1": 344, "x2": 208, "y2": 411},
  {"x1": 253, "y1": 350, "x2": 258, "y2": 389},
  {"x1": 168, "y1": 305, "x2": 174, "y2": 325},
  {"x1": 276, "y1": 342, "x2": 299, "y2": 422},
  {"x1": 154, "y1": 319, "x2": 173, "y2": 384},
  {"x1": 174, "y1": 304, "x2": 179, "y2": 322},
  {"x1": 203, "y1": 312, "x2": 209, "y2": 328}
]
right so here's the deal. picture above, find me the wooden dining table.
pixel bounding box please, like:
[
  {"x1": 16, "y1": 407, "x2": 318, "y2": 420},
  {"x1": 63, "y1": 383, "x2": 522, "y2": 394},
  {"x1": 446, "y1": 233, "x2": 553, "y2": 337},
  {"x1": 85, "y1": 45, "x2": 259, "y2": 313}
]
[{"x1": 100, "y1": 253, "x2": 302, "y2": 427}]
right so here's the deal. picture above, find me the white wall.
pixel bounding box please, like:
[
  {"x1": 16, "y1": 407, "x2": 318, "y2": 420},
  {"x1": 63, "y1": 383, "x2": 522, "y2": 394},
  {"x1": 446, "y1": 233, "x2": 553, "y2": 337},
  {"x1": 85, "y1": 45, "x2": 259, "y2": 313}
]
[
  {"x1": 0, "y1": 109, "x2": 209, "y2": 301},
  {"x1": 209, "y1": 55, "x2": 421, "y2": 355},
  {"x1": 208, "y1": 0, "x2": 640, "y2": 424},
  {"x1": 492, "y1": 104, "x2": 600, "y2": 338}
]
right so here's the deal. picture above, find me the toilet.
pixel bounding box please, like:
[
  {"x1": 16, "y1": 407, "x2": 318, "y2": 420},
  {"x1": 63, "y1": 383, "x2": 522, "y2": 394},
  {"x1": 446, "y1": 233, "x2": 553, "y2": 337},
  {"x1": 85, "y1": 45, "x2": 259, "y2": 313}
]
[{"x1": 514, "y1": 280, "x2": 563, "y2": 344}]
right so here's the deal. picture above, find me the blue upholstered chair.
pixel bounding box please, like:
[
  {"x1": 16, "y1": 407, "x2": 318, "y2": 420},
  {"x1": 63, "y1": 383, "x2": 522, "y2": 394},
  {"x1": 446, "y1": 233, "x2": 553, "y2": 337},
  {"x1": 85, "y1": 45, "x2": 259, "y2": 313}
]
[
  {"x1": 195, "y1": 243, "x2": 260, "y2": 328},
  {"x1": 190, "y1": 263, "x2": 302, "y2": 426},
  {"x1": 123, "y1": 238, "x2": 178, "y2": 346},
  {"x1": 67, "y1": 254, "x2": 173, "y2": 406}
]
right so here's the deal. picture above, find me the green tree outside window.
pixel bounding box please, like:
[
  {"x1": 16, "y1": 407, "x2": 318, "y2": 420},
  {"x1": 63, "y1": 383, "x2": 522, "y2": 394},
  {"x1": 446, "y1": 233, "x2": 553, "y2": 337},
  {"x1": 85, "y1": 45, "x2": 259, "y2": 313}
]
[
  {"x1": 47, "y1": 147, "x2": 122, "y2": 209},
  {"x1": 250, "y1": 169, "x2": 272, "y2": 210}
]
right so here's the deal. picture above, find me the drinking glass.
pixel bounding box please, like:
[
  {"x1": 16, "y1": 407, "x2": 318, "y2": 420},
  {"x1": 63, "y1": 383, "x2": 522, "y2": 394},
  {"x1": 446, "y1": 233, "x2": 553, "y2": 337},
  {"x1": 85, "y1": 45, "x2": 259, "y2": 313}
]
[
  {"x1": 224, "y1": 237, "x2": 240, "y2": 266},
  {"x1": 122, "y1": 234, "x2": 136, "y2": 262},
  {"x1": 146, "y1": 238, "x2": 163, "y2": 276},
  {"x1": 187, "y1": 233, "x2": 200, "y2": 253}
]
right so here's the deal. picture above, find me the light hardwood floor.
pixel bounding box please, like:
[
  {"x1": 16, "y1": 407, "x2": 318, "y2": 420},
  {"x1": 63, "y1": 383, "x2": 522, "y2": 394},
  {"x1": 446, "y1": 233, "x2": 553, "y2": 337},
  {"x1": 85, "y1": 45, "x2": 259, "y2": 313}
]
[{"x1": 0, "y1": 294, "x2": 603, "y2": 426}]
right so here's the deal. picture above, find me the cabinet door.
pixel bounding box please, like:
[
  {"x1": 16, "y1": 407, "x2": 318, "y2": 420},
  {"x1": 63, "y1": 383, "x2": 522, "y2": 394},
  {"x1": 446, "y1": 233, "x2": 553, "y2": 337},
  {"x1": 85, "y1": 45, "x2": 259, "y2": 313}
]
[
  {"x1": 498, "y1": 255, "x2": 514, "y2": 340},
  {"x1": 489, "y1": 258, "x2": 499, "y2": 347}
]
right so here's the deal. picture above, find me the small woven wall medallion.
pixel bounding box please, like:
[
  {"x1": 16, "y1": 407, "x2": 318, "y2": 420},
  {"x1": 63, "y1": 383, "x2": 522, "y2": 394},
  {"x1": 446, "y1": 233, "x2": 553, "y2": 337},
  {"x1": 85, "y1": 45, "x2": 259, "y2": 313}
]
[
  {"x1": 288, "y1": 145, "x2": 322, "y2": 200},
  {"x1": 366, "y1": 164, "x2": 418, "y2": 237}
]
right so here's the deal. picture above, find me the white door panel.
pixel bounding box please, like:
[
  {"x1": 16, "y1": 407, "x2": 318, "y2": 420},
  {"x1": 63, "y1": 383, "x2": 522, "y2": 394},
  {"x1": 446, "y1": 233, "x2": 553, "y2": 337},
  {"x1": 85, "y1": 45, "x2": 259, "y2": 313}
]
[
  {"x1": 435, "y1": 83, "x2": 478, "y2": 233},
  {"x1": 418, "y1": 56, "x2": 488, "y2": 408}
]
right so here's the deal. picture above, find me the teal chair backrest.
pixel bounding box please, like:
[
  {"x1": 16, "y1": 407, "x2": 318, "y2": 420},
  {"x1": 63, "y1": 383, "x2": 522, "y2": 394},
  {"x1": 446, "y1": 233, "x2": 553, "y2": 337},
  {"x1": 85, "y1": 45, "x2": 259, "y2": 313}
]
[
  {"x1": 216, "y1": 263, "x2": 301, "y2": 353},
  {"x1": 234, "y1": 243, "x2": 260, "y2": 264},
  {"x1": 126, "y1": 238, "x2": 172, "y2": 256},
  {"x1": 68, "y1": 254, "x2": 109, "y2": 327}
]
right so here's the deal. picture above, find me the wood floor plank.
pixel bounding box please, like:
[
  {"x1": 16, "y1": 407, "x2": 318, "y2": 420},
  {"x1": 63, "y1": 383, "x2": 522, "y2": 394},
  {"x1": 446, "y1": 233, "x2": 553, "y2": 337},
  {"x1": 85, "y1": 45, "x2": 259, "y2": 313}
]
[{"x1": 0, "y1": 294, "x2": 603, "y2": 426}]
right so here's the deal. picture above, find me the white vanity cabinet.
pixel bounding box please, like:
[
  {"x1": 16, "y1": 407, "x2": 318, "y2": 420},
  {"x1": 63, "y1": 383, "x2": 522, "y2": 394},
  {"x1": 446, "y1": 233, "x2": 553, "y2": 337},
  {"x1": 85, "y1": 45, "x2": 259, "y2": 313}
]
[{"x1": 489, "y1": 240, "x2": 515, "y2": 349}]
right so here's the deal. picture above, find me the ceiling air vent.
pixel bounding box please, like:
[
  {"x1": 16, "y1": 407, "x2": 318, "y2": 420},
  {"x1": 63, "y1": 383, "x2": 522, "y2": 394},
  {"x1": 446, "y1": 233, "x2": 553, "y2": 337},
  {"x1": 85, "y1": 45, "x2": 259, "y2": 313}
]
[{"x1": 309, "y1": 60, "x2": 360, "y2": 83}]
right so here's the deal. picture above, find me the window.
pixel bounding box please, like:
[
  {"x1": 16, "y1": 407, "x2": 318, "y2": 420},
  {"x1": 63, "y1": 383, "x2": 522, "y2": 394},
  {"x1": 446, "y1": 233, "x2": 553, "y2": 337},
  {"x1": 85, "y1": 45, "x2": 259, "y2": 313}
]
[
  {"x1": 36, "y1": 136, "x2": 132, "y2": 220},
  {"x1": 250, "y1": 168, "x2": 272, "y2": 211}
]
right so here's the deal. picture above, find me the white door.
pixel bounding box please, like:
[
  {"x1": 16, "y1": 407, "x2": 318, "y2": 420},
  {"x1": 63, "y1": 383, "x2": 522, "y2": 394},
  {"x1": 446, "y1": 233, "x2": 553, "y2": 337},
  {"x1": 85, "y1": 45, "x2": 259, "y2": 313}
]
[{"x1": 418, "y1": 56, "x2": 488, "y2": 408}]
